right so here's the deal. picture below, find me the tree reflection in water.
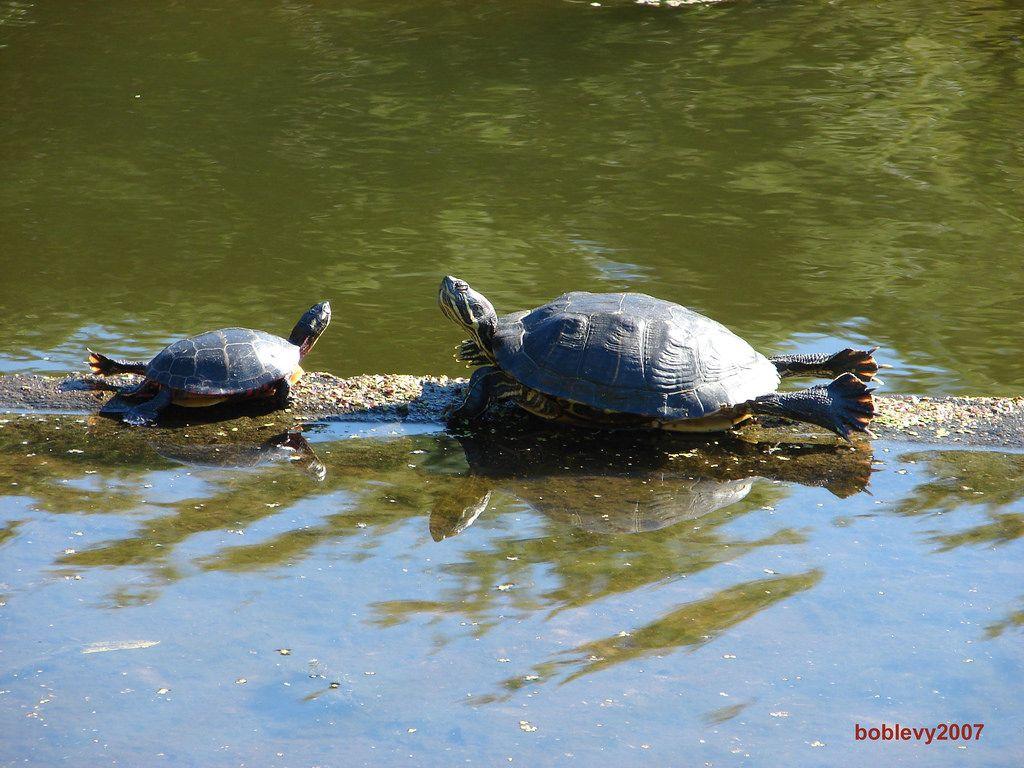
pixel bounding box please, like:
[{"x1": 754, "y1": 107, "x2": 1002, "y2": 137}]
[{"x1": 3, "y1": 415, "x2": 1021, "y2": 706}]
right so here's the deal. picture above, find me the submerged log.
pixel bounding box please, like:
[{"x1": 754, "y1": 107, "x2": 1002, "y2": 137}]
[{"x1": 0, "y1": 372, "x2": 1021, "y2": 448}]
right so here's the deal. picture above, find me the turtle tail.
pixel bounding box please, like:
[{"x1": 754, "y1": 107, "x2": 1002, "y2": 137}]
[{"x1": 87, "y1": 349, "x2": 148, "y2": 376}]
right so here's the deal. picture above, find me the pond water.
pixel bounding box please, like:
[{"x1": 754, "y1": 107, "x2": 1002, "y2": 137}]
[
  {"x1": 2, "y1": 0, "x2": 1023, "y2": 394},
  {"x1": 1, "y1": 0, "x2": 1023, "y2": 766},
  {"x1": 0, "y1": 417, "x2": 1022, "y2": 766}
]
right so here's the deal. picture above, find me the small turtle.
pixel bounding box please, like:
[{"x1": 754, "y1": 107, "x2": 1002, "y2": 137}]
[
  {"x1": 87, "y1": 302, "x2": 331, "y2": 426},
  {"x1": 438, "y1": 277, "x2": 879, "y2": 439}
]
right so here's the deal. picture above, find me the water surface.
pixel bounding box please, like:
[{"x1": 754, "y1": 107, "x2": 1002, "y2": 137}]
[
  {"x1": 1, "y1": 2, "x2": 1023, "y2": 765},
  {"x1": 2, "y1": 0, "x2": 1023, "y2": 393},
  {"x1": 0, "y1": 417, "x2": 1022, "y2": 766}
]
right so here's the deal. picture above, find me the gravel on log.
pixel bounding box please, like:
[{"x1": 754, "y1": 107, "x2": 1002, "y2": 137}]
[{"x1": 0, "y1": 372, "x2": 1021, "y2": 448}]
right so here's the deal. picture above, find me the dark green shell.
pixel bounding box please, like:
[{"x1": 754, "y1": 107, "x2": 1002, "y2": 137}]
[
  {"x1": 146, "y1": 328, "x2": 299, "y2": 395},
  {"x1": 491, "y1": 292, "x2": 780, "y2": 419}
]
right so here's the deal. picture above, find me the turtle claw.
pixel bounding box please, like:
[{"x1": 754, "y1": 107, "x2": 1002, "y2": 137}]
[
  {"x1": 830, "y1": 374, "x2": 876, "y2": 440},
  {"x1": 455, "y1": 339, "x2": 491, "y2": 366},
  {"x1": 832, "y1": 347, "x2": 882, "y2": 382}
]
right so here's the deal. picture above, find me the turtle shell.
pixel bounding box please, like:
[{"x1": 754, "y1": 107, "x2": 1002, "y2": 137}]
[
  {"x1": 146, "y1": 328, "x2": 299, "y2": 395},
  {"x1": 491, "y1": 292, "x2": 780, "y2": 420}
]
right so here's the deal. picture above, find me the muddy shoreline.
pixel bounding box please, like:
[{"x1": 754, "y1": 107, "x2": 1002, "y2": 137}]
[{"x1": 0, "y1": 372, "x2": 1021, "y2": 448}]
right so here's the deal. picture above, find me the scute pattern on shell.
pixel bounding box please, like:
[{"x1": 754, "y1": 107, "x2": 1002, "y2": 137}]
[
  {"x1": 492, "y1": 292, "x2": 781, "y2": 419},
  {"x1": 146, "y1": 328, "x2": 299, "y2": 395}
]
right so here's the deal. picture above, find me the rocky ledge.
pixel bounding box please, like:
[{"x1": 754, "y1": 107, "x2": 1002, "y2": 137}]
[{"x1": 0, "y1": 372, "x2": 1021, "y2": 448}]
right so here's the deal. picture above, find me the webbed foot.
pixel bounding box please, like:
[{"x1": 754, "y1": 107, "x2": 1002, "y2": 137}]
[
  {"x1": 826, "y1": 347, "x2": 883, "y2": 382},
  {"x1": 751, "y1": 373, "x2": 875, "y2": 441}
]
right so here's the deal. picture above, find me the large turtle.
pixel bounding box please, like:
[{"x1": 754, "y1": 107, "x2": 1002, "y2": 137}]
[
  {"x1": 438, "y1": 277, "x2": 878, "y2": 439},
  {"x1": 87, "y1": 301, "x2": 330, "y2": 426}
]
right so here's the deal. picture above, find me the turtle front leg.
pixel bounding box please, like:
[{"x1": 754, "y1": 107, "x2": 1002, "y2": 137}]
[
  {"x1": 123, "y1": 386, "x2": 174, "y2": 427},
  {"x1": 448, "y1": 366, "x2": 511, "y2": 422},
  {"x1": 746, "y1": 373, "x2": 875, "y2": 441},
  {"x1": 455, "y1": 339, "x2": 492, "y2": 365},
  {"x1": 770, "y1": 347, "x2": 884, "y2": 382},
  {"x1": 275, "y1": 379, "x2": 291, "y2": 409}
]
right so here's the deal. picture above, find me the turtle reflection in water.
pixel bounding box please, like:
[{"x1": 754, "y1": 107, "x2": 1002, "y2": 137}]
[
  {"x1": 428, "y1": 429, "x2": 871, "y2": 540},
  {"x1": 151, "y1": 431, "x2": 326, "y2": 481}
]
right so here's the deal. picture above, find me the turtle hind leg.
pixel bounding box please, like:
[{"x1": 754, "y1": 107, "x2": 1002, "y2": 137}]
[
  {"x1": 515, "y1": 388, "x2": 565, "y2": 421},
  {"x1": 87, "y1": 349, "x2": 148, "y2": 376},
  {"x1": 748, "y1": 373, "x2": 875, "y2": 441},
  {"x1": 770, "y1": 347, "x2": 884, "y2": 382},
  {"x1": 123, "y1": 387, "x2": 173, "y2": 427}
]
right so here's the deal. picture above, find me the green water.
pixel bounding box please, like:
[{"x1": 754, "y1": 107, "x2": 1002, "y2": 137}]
[
  {"x1": 2, "y1": 0, "x2": 1023, "y2": 393},
  {"x1": 2, "y1": 1, "x2": 1024, "y2": 766}
]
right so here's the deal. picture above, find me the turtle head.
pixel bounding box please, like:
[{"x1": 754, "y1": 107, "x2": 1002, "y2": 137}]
[
  {"x1": 289, "y1": 301, "x2": 332, "y2": 357},
  {"x1": 438, "y1": 276, "x2": 497, "y2": 350}
]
